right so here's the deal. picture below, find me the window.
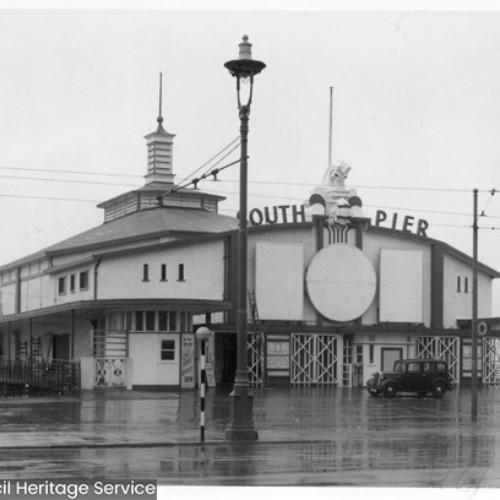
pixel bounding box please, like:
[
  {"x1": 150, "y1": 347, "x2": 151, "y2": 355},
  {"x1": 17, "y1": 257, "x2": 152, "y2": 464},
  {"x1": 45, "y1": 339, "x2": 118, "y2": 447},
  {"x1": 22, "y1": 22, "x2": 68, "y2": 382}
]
[
  {"x1": 145, "y1": 311, "x2": 155, "y2": 331},
  {"x1": 169, "y1": 311, "x2": 177, "y2": 331},
  {"x1": 457, "y1": 276, "x2": 461, "y2": 292},
  {"x1": 58, "y1": 277, "x2": 66, "y2": 295},
  {"x1": 135, "y1": 311, "x2": 144, "y2": 331},
  {"x1": 178, "y1": 263, "x2": 185, "y2": 281},
  {"x1": 436, "y1": 362, "x2": 447, "y2": 373},
  {"x1": 180, "y1": 312, "x2": 187, "y2": 332},
  {"x1": 369, "y1": 344, "x2": 375, "y2": 364},
  {"x1": 80, "y1": 271, "x2": 89, "y2": 290},
  {"x1": 158, "y1": 311, "x2": 168, "y2": 331},
  {"x1": 161, "y1": 264, "x2": 167, "y2": 281},
  {"x1": 143, "y1": 264, "x2": 150, "y2": 282},
  {"x1": 407, "y1": 362, "x2": 421, "y2": 373},
  {"x1": 70, "y1": 274, "x2": 76, "y2": 293},
  {"x1": 464, "y1": 277, "x2": 469, "y2": 293},
  {"x1": 423, "y1": 362, "x2": 434, "y2": 373},
  {"x1": 160, "y1": 340, "x2": 176, "y2": 361}
]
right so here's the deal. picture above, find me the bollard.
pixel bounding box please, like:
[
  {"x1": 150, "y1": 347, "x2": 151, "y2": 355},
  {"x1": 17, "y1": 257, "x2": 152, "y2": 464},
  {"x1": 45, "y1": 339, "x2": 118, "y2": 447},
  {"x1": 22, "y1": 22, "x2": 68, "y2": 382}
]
[{"x1": 196, "y1": 327, "x2": 213, "y2": 443}]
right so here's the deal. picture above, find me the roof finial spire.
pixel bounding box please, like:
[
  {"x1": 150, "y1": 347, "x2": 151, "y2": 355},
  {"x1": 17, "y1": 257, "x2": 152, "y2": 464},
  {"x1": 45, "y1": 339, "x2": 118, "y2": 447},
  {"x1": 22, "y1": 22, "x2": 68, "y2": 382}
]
[{"x1": 157, "y1": 72, "x2": 166, "y2": 133}]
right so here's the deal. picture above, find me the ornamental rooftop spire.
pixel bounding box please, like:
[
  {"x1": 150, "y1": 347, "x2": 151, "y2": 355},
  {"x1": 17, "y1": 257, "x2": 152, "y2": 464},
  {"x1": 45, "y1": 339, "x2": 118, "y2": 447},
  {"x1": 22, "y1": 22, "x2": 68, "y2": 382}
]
[{"x1": 144, "y1": 72, "x2": 175, "y2": 185}]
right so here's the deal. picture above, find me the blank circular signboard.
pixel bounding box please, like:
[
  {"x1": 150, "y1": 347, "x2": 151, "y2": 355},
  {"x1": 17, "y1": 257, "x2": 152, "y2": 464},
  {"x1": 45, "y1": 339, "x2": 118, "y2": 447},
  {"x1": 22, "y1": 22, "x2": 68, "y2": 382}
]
[{"x1": 306, "y1": 244, "x2": 376, "y2": 322}]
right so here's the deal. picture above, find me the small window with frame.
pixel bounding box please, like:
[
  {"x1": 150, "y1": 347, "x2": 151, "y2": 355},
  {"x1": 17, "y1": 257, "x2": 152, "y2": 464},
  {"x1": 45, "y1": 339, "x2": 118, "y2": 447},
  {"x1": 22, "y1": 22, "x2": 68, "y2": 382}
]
[
  {"x1": 80, "y1": 271, "x2": 89, "y2": 290},
  {"x1": 70, "y1": 274, "x2": 76, "y2": 293},
  {"x1": 160, "y1": 339, "x2": 176, "y2": 361},
  {"x1": 160, "y1": 264, "x2": 167, "y2": 282},
  {"x1": 58, "y1": 277, "x2": 66, "y2": 295},
  {"x1": 178, "y1": 263, "x2": 185, "y2": 282}
]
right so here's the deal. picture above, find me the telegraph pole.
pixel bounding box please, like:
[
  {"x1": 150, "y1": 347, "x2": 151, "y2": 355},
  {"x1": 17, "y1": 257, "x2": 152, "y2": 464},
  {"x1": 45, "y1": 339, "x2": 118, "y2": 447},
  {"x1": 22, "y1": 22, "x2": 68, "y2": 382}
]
[{"x1": 471, "y1": 188, "x2": 479, "y2": 422}]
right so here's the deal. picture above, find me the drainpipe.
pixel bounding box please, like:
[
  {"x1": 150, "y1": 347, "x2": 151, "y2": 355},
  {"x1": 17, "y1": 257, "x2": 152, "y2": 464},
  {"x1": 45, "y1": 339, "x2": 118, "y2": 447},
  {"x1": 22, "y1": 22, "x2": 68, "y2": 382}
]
[
  {"x1": 93, "y1": 259, "x2": 102, "y2": 300},
  {"x1": 15, "y1": 267, "x2": 21, "y2": 314},
  {"x1": 8, "y1": 322, "x2": 11, "y2": 362}
]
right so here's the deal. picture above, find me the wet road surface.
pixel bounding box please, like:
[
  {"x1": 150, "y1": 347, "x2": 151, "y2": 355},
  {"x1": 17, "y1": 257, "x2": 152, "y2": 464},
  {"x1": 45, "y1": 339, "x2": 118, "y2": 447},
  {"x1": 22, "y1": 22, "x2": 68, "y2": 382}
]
[{"x1": 0, "y1": 386, "x2": 500, "y2": 487}]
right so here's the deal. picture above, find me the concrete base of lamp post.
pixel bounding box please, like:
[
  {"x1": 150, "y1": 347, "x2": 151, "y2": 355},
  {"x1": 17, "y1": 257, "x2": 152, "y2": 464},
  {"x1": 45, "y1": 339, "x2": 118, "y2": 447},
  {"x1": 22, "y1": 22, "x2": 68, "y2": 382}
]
[
  {"x1": 224, "y1": 374, "x2": 259, "y2": 441},
  {"x1": 225, "y1": 393, "x2": 259, "y2": 441}
]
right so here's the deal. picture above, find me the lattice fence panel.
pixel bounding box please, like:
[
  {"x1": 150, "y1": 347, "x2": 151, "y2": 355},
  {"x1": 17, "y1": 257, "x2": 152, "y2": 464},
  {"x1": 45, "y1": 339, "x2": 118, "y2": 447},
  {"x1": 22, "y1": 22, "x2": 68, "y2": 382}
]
[
  {"x1": 416, "y1": 336, "x2": 460, "y2": 384},
  {"x1": 246, "y1": 333, "x2": 264, "y2": 387},
  {"x1": 483, "y1": 338, "x2": 500, "y2": 386},
  {"x1": 291, "y1": 334, "x2": 338, "y2": 386}
]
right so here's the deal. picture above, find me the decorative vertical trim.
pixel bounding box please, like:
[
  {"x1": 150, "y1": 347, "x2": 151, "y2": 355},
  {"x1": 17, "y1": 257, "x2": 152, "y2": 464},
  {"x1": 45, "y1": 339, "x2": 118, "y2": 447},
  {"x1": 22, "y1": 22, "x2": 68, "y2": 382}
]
[
  {"x1": 355, "y1": 221, "x2": 364, "y2": 250},
  {"x1": 70, "y1": 309, "x2": 76, "y2": 361},
  {"x1": 431, "y1": 245, "x2": 444, "y2": 329}
]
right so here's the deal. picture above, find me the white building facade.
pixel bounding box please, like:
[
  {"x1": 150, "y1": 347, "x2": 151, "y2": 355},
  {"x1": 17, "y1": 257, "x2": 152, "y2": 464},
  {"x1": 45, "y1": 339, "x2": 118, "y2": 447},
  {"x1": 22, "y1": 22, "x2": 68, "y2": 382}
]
[{"x1": 0, "y1": 114, "x2": 499, "y2": 392}]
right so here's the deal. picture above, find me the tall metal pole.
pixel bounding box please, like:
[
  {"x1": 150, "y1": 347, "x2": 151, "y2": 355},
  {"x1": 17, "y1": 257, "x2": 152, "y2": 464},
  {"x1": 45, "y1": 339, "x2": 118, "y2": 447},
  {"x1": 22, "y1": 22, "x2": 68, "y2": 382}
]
[
  {"x1": 328, "y1": 86, "x2": 333, "y2": 168},
  {"x1": 225, "y1": 101, "x2": 258, "y2": 441},
  {"x1": 224, "y1": 36, "x2": 264, "y2": 441},
  {"x1": 471, "y1": 188, "x2": 479, "y2": 422},
  {"x1": 236, "y1": 104, "x2": 249, "y2": 387}
]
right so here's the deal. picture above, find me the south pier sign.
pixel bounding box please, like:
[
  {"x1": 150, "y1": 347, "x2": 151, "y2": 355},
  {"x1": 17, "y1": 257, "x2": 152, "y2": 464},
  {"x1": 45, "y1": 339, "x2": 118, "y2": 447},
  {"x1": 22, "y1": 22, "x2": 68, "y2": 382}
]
[{"x1": 244, "y1": 204, "x2": 429, "y2": 238}]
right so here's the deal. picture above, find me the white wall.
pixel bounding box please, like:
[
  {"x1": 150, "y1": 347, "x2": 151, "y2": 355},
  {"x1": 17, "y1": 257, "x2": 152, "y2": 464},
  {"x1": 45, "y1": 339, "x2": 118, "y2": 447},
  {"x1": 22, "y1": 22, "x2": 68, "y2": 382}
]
[
  {"x1": 379, "y1": 249, "x2": 424, "y2": 323},
  {"x1": 97, "y1": 240, "x2": 225, "y2": 301},
  {"x1": 363, "y1": 231, "x2": 432, "y2": 326},
  {"x1": 443, "y1": 254, "x2": 493, "y2": 327},
  {"x1": 129, "y1": 333, "x2": 180, "y2": 386},
  {"x1": 255, "y1": 241, "x2": 304, "y2": 320}
]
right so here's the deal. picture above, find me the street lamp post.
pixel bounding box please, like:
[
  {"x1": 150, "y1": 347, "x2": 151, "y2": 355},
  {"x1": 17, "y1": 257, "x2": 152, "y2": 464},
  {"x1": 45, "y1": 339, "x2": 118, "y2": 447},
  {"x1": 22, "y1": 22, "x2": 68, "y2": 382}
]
[{"x1": 224, "y1": 35, "x2": 266, "y2": 441}]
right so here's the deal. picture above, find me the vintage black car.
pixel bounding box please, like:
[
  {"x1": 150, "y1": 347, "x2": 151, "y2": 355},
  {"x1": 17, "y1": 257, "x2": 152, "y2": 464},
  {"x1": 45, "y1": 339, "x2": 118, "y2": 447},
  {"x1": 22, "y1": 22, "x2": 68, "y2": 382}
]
[{"x1": 366, "y1": 358, "x2": 453, "y2": 398}]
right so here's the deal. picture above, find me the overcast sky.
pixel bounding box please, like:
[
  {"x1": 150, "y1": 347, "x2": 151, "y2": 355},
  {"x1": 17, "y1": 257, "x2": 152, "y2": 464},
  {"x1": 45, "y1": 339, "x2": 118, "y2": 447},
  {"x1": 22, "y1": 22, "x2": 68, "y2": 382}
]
[{"x1": 1, "y1": 4, "x2": 500, "y2": 311}]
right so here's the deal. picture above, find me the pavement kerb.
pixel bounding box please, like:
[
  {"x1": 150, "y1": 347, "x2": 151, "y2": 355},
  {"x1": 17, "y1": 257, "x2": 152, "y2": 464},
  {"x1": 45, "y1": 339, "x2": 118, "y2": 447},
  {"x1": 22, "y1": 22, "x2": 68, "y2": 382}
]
[{"x1": 0, "y1": 438, "x2": 332, "y2": 451}]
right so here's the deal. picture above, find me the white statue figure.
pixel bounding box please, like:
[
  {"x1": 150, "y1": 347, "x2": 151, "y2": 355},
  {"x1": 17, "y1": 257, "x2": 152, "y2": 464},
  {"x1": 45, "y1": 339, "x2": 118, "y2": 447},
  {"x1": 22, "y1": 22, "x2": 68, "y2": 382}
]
[{"x1": 322, "y1": 161, "x2": 351, "y2": 187}]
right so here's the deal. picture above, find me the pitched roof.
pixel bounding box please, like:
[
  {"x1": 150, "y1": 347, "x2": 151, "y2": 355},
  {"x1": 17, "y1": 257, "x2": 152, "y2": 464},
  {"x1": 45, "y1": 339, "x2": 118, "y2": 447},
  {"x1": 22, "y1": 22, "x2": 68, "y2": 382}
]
[
  {"x1": 0, "y1": 207, "x2": 238, "y2": 269},
  {"x1": 46, "y1": 207, "x2": 238, "y2": 254}
]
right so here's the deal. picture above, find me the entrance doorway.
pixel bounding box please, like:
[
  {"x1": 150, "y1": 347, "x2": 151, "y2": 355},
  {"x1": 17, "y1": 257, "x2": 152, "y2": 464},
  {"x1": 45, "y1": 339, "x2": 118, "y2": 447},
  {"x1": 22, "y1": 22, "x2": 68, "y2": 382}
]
[
  {"x1": 218, "y1": 333, "x2": 236, "y2": 385},
  {"x1": 53, "y1": 334, "x2": 70, "y2": 360},
  {"x1": 381, "y1": 347, "x2": 403, "y2": 372}
]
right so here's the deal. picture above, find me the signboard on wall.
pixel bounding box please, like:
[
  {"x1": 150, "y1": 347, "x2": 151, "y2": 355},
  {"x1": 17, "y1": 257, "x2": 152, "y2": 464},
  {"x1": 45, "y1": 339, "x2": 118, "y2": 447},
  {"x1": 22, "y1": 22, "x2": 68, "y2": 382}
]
[{"x1": 181, "y1": 334, "x2": 195, "y2": 388}]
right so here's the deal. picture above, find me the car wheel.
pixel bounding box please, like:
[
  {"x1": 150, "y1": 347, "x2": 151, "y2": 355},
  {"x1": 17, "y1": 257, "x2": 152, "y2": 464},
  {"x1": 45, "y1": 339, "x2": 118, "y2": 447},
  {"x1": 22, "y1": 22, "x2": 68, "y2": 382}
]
[
  {"x1": 383, "y1": 383, "x2": 397, "y2": 398},
  {"x1": 431, "y1": 382, "x2": 447, "y2": 398},
  {"x1": 417, "y1": 392, "x2": 427, "y2": 398}
]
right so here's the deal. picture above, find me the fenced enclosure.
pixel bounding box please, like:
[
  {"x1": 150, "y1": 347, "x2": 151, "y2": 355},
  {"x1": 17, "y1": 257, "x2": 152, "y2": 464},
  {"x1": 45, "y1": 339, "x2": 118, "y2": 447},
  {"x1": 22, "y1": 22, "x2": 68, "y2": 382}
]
[{"x1": 0, "y1": 357, "x2": 81, "y2": 395}]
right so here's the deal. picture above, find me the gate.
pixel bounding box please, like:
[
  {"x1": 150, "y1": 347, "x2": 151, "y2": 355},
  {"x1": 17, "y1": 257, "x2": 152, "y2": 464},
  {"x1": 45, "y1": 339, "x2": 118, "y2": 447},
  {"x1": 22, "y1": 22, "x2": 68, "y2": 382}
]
[
  {"x1": 247, "y1": 333, "x2": 264, "y2": 387},
  {"x1": 483, "y1": 338, "x2": 500, "y2": 385},
  {"x1": 93, "y1": 330, "x2": 129, "y2": 387},
  {"x1": 416, "y1": 336, "x2": 460, "y2": 384},
  {"x1": 291, "y1": 334, "x2": 338, "y2": 386}
]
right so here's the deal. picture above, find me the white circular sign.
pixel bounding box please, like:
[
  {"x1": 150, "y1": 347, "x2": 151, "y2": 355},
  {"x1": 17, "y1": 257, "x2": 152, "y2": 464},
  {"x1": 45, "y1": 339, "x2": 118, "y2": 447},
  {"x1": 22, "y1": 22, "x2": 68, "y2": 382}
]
[{"x1": 306, "y1": 244, "x2": 376, "y2": 322}]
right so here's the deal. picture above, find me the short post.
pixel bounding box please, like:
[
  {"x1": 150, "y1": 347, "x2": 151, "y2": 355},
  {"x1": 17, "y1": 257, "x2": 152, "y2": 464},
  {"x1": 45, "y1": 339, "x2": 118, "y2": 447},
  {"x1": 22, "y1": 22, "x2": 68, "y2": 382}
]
[{"x1": 196, "y1": 326, "x2": 213, "y2": 442}]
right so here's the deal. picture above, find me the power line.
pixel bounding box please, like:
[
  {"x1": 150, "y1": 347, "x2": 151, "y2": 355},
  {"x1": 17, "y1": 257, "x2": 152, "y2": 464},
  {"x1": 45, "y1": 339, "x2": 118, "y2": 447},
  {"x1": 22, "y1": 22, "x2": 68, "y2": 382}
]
[
  {"x1": 0, "y1": 193, "x2": 100, "y2": 203},
  {"x1": 215, "y1": 178, "x2": 493, "y2": 194},
  {"x1": 0, "y1": 165, "x2": 141, "y2": 179},
  {"x1": 0, "y1": 174, "x2": 138, "y2": 188},
  {"x1": 0, "y1": 162, "x2": 496, "y2": 195}
]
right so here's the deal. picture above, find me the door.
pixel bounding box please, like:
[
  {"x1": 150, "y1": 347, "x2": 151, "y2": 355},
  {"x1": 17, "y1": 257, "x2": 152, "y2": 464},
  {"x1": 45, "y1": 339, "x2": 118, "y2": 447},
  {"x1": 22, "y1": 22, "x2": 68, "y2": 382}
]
[
  {"x1": 403, "y1": 361, "x2": 423, "y2": 391},
  {"x1": 381, "y1": 347, "x2": 403, "y2": 372},
  {"x1": 53, "y1": 334, "x2": 70, "y2": 360},
  {"x1": 220, "y1": 333, "x2": 236, "y2": 385}
]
